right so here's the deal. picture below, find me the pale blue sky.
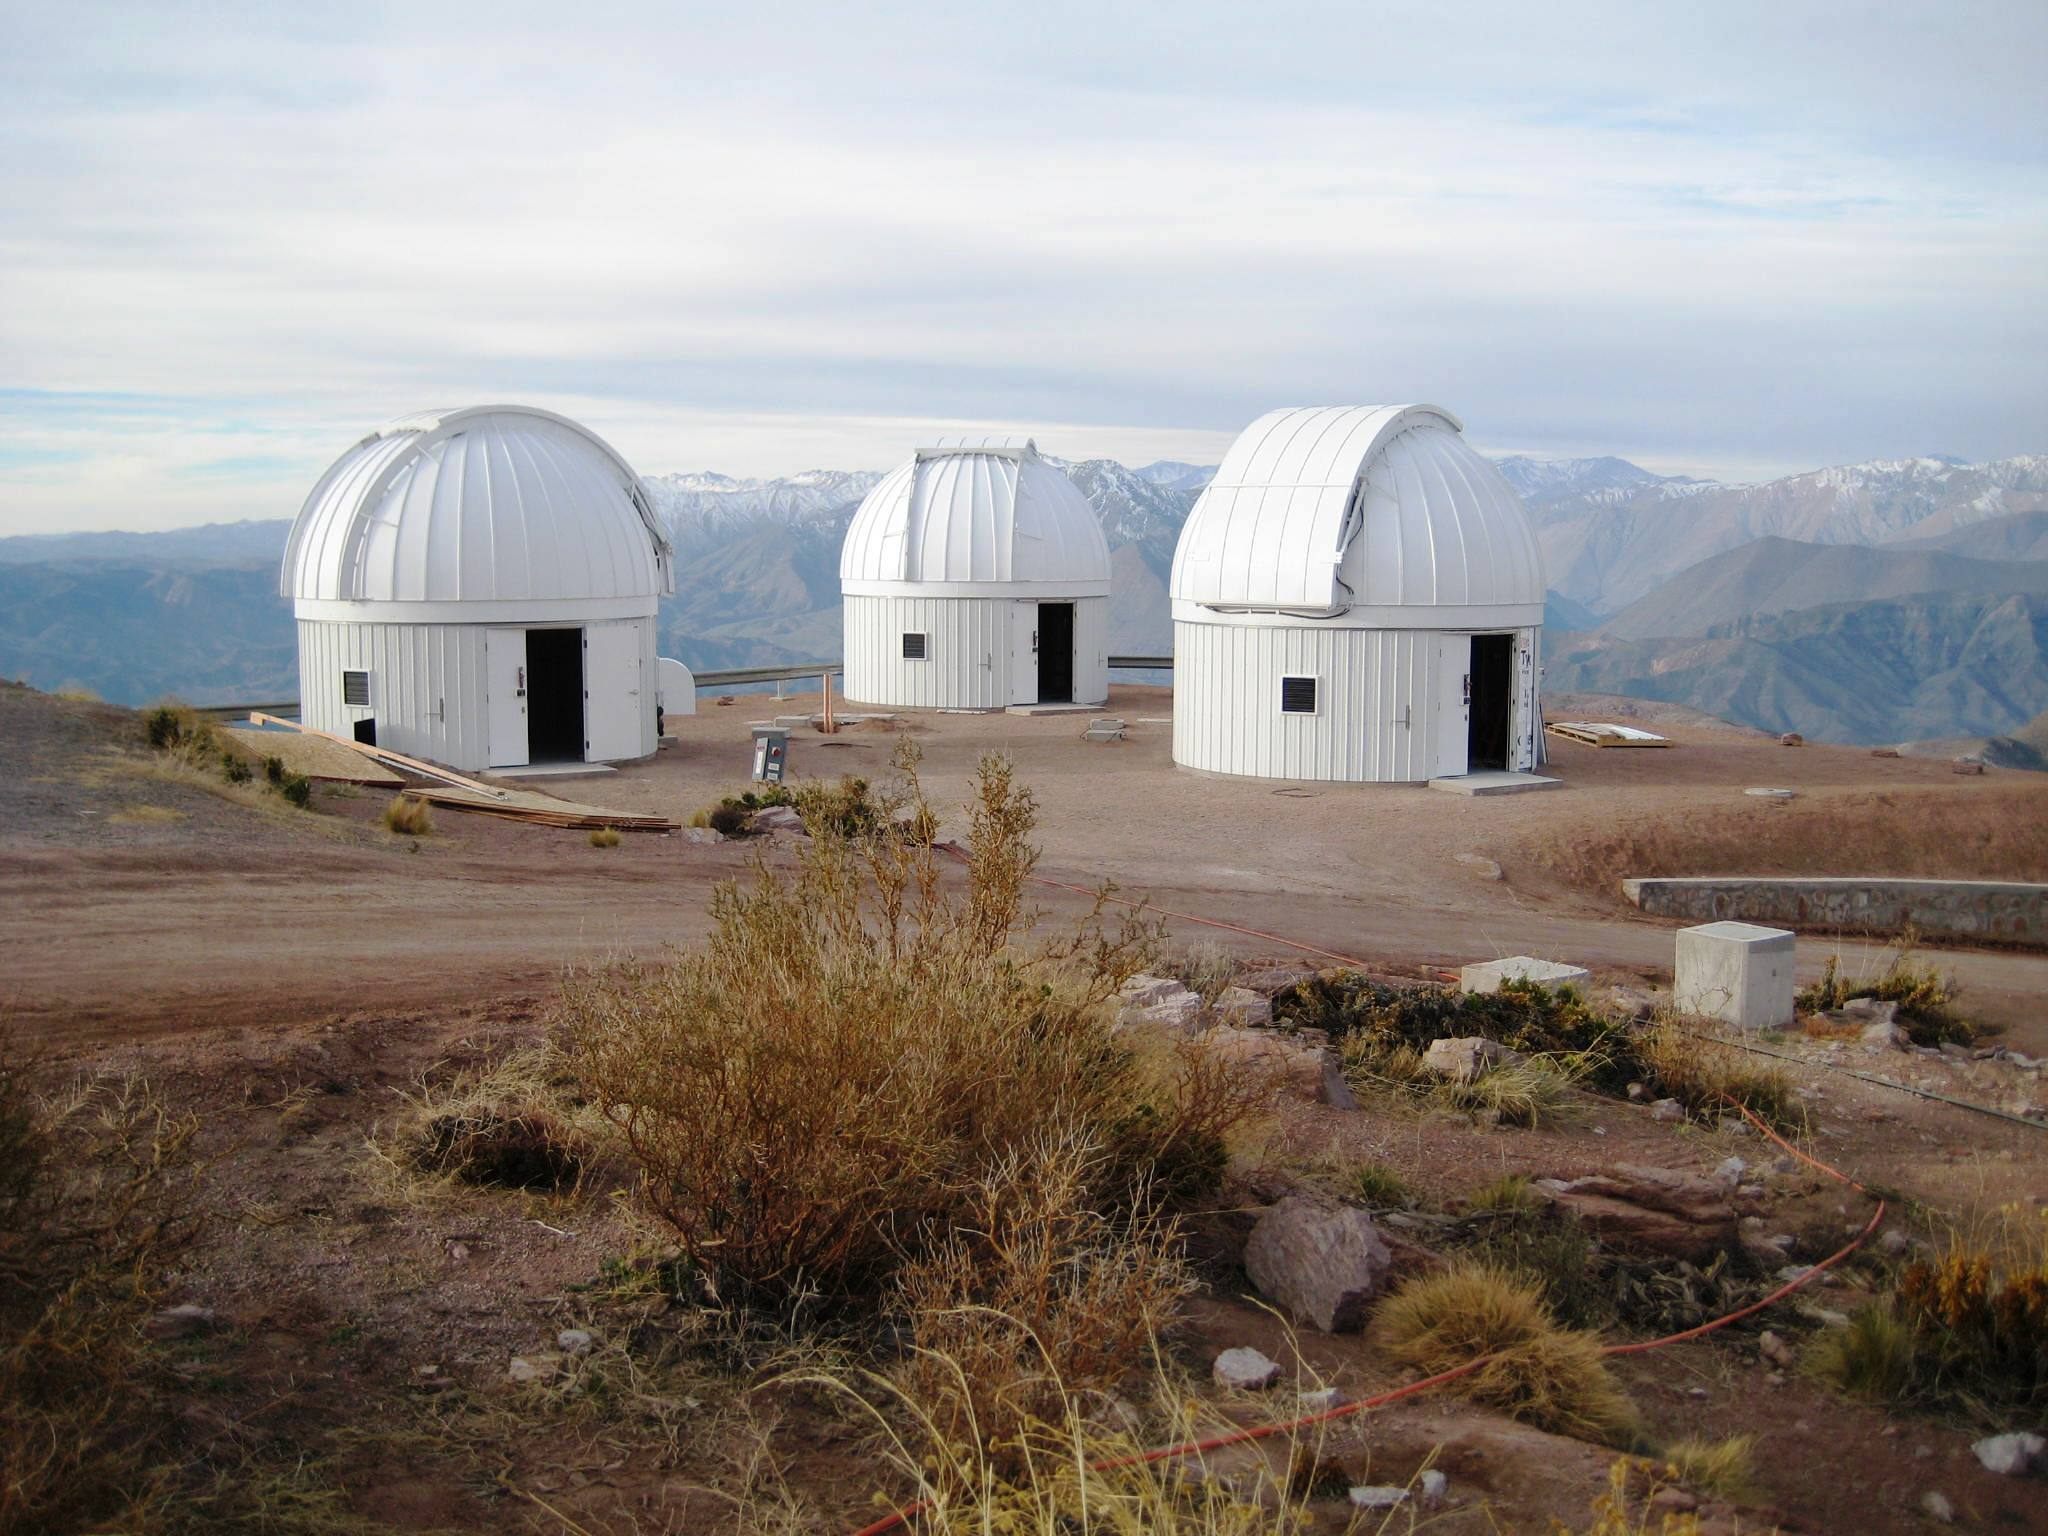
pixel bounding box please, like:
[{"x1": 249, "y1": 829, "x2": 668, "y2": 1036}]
[{"x1": 1, "y1": 1, "x2": 2044, "y2": 532}]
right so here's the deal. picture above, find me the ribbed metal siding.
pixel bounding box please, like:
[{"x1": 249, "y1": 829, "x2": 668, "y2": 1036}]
[
  {"x1": 1172, "y1": 621, "x2": 1441, "y2": 782},
  {"x1": 842, "y1": 595, "x2": 1009, "y2": 709},
  {"x1": 297, "y1": 619, "x2": 489, "y2": 769}
]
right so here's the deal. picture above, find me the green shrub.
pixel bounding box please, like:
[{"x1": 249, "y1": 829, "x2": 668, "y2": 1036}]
[
  {"x1": 221, "y1": 755, "x2": 253, "y2": 785},
  {"x1": 707, "y1": 802, "x2": 752, "y2": 837},
  {"x1": 263, "y1": 754, "x2": 286, "y2": 786},
  {"x1": 1351, "y1": 1162, "x2": 1413, "y2": 1209},
  {"x1": 1799, "y1": 942, "x2": 1971, "y2": 1046},
  {"x1": 278, "y1": 771, "x2": 312, "y2": 809}
]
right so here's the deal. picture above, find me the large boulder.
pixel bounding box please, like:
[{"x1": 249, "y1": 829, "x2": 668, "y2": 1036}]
[
  {"x1": 1204, "y1": 1026, "x2": 1333, "y2": 1102},
  {"x1": 1214, "y1": 986, "x2": 1273, "y2": 1027},
  {"x1": 1533, "y1": 1165, "x2": 1738, "y2": 1261},
  {"x1": 1117, "y1": 974, "x2": 1202, "y2": 1032},
  {"x1": 1244, "y1": 1194, "x2": 1394, "y2": 1332}
]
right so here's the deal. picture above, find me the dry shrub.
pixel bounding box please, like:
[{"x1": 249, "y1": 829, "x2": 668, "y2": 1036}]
[
  {"x1": 589, "y1": 824, "x2": 622, "y2": 848},
  {"x1": 1371, "y1": 1261, "x2": 1639, "y2": 1443},
  {"x1": 563, "y1": 746, "x2": 1254, "y2": 1313},
  {"x1": 1887, "y1": 1217, "x2": 2048, "y2": 1415},
  {"x1": 893, "y1": 1131, "x2": 1193, "y2": 1467},
  {"x1": 1799, "y1": 941, "x2": 1971, "y2": 1045},
  {"x1": 382, "y1": 793, "x2": 435, "y2": 835},
  {"x1": 1, "y1": 1034, "x2": 199, "y2": 1532},
  {"x1": 393, "y1": 1050, "x2": 595, "y2": 1193},
  {"x1": 1660, "y1": 1434, "x2": 1755, "y2": 1499},
  {"x1": 1633, "y1": 1021, "x2": 1799, "y2": 1130},
  {"x1": 1438, "y1": 1054, "x2": 1585, "y2": 1127},
  {"x1": 1560, "y1": 1459, "x2": 1709, "y2": 1536}
]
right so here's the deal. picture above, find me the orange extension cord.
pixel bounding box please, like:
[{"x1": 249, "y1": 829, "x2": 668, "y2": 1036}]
[{"x1": 848, "y1": 852, "x2": 1888, "y2": 1536}]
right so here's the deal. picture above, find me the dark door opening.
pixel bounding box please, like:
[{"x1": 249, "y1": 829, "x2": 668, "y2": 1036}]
[
  {"x1": 1037, "y1": 602, "x2": 1074, "y2": 704},
  {"x1": 1467, "y1": 633, "x2": 1513, "y2": 771},
  {"x1": 526, "y1": 628, "x2": 585, "y2": 762}
]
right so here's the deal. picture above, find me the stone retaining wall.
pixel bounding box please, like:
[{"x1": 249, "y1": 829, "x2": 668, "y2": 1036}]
[{"x1": 1620, "y1": 877, "x2": 2048, "y2": 948}]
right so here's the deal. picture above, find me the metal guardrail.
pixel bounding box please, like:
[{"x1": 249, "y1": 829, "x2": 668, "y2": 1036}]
[{"x1": 192, "y1": 654, "x2": 1175, "y2": 719}]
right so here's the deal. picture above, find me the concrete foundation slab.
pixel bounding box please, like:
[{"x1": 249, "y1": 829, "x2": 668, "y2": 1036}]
[
  {"x1": 1428, "y1": 771, "x2": 1563, "y2": 797},
  {"x1": 1675, "y1": 921, "x2": 1795, "y2": 1032},
  {"x1": 1460, "y1": 956, "x2": 1591, "y2": 994}
]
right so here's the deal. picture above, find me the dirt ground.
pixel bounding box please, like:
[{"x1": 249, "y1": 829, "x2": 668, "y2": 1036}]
[{"x1": 5, "y1": 680, "x2": 2048, "y2": 1533}]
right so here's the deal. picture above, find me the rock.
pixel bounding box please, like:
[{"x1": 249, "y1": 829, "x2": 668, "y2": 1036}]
[
  {"x1": 1780, "y1": 732, "x2": 1804, "y2": 746},
  {"x1": 1605, "y1": 986, "x2": 1663, "y2": 1022},
  {"x1": 1214, "y1": 986, "x2": 1273, "y2": 1027},
  {"x1": 1117, "y1": 974, "x2": 1203, "y2": 1032},
  {"x1": 1871, "y1": 747, "x2": 1901, "y2": 758},
  {"x1": 750, "y1": 804, "x2": 805, "y2": 833},
  {"x1": 1649, "y1": 1097, "x2": 1687, "y2": 1122},
  {"x1": 681, "y1": 826, "x2": 725, "y2": 845},
  {"x1": 1879, "y1": 1229, "x2": 1913, "y2": 1256},
  {"x1": 1920, "y1": 1489, "x2": 1955, "y2": 1523},
  {"x1": 1204, "y1": 1025, "x2": 1327, "y2": 1099},
  {"x1": 556, "y1": 1329, "x2": 594, "y2": 1356},
  {"x1": 1319, "y1": 1057, "x2": 1360, "y2": 1111},
  {"x1": 1238, "y1": 964, "x2": 1319, "y2": 997},
  {"x1": 1842, "y1": 997, "x2": 1899, "y2": 1026},
  {"x1": 1212, "y1": 1346, "x2": 1282, "y2": 1392},
  {"x1": 1952, "y1": 755, "x2": 1985, "y2": 775},
  {"x1": 1244, "y1": 1194, "x2": 1393, "y2": 1332},
  {"x1": 1297, "y1": 1386, "x2": 1350, "y2": 1413},
  {"x1": 1180, "y1": 1444, "x2": 1286, "y2": 1508},
  {"x1": 1759, "y1": 1330, "x2": 1795, "y2": 1368},
  {"x1": 1971, "y1": 1431, "x2": 2045, "y2": 1476},
  {"x1": 1419, "y1": 1469, "x2": 1449, "y2": 1508},
  {"x1": 1861, "y1": 1020, "x2": 1910, "y2": 1052},
  {"x1": 508, "y1": 1353, "x2": 563, "y2": 1384},
  {"x1": 1534, "y1": 1165, "x2": 1738, "y2": 1261},
  {"x1": 146, "y1": 1303, "x2": 218, "y2": 1341},
  {"x1": 1421, "y1": 1035, "x2": 1521, "y2": 1083},
  {"x1": 1650, "y1": 1487, "x2": 1700, "y2": 1514},
  {"x1": 1454, "y1": 852, "x2": 1503, "y2": 881},
  {"x1": 1348, "y1": 1485, "x2": 1409, "y2": 1511},
  {"x1": 1714, "y1": 1156, "x2": 1747, "y2": 1187}
]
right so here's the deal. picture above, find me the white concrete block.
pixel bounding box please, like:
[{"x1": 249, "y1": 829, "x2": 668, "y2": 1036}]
[
  {"x1": 1459, "y1": 956, "x2": 1591, "y2": 994},
  {"x1": 1674, "y1": 921, "x2": 1795, "y2": 1032}
]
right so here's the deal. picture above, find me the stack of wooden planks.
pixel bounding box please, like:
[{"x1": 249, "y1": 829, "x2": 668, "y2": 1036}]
[
  {"x1": 1545, "y1": 721, "x2": 1673, "y2": 749},
  {"x1": 246, "y1": 713, "x2": 677, "y2": 832}
]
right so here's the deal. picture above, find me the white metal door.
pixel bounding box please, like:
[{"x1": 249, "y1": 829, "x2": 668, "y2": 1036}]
[
  {"x1": 1008, "y1": 601, "x2": 1038, "y2": 705},
  {"x1": 1433, "y1": 633, "x2": 1470, "y2": 779},
  {"x1": 582, "y1": 621, "x2": 643, "y2": 762},
  {"x1": 486, "y1": 628, "x2": 529, "y2": 768}
]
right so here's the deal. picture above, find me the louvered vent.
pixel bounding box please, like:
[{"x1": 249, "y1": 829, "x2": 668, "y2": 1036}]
[
  {"x1": 1279, "y1": 675, "x2": 1318, "y2": 715},
  {"x1": 902, "y1": 632, "x2": 928, "y2": 660},
  {"x1": 342, "y1": 670, "x2": 371, "y2": 707}
]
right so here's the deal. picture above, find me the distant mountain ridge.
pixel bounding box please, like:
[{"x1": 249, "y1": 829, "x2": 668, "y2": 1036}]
[{"x1": 4, "y1": 448, "x2": 2046, "y2": 750}]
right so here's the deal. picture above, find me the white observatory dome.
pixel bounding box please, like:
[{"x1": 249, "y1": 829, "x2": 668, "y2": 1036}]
[
  {"x1": 840, "y1": 437, "x2": 1110, "y2": 595},
  {"x1": 1171, "y1": 405, "x2": 1542, "y2": 625},
  {"x1": 283, "y1": 404, "x2": 673, "y2": 614}
]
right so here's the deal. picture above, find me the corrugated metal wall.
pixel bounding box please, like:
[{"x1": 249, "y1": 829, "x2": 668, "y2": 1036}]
[
  {"x1": 842, "y1": 595, "x2": 1109, "y2": 709},
  {"x1": 843, "y1": 595, "x2": 1008, "y2": 708},
  {"x1": 296, "y1": 617, "x2": 654, "y2": 771},
  {"x1": 1172, "y1": 620, "x2": 1537, "y2": 782}
]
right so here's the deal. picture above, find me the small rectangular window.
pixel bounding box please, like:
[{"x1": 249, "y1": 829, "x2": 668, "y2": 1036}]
[
  {"x1": 1279, "y1": 675, "x2": 1318, "y2": 715},
  {"x1": 342, "y1": 669, "x2": 371, "y2": 707},
  {"x1": 902, "y1": 632, "x2": 928, "y2": 660}
]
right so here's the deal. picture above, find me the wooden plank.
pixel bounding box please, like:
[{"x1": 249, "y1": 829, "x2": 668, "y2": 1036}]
[
  {"x1": 406, "y1": 786, "x2": 676, "y2": 832},
  {"x1": 248, "y1": 712, "x2": 512, "y2": 795},
  {"x1": 1545, "y1": 722, "x2": 1673, "y2": 749}
]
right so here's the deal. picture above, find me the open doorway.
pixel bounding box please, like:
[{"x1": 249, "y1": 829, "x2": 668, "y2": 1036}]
[
  {"x1": 526, "y1": 627, "x2": 585, "y2": 762},
  {"x1": 1037, "y1": 602, "x2": 1074, "y2": 704},
  {"x1": 1467, "y1": 632, "x2": 1513, "y2": 771}
]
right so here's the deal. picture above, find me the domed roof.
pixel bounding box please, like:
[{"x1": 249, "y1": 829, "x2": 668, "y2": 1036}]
[
  {"x1": 839, "y1": 437, "x2": 1110, "y2": 596},
  {"x1": 1170, "y1": 406, "x2": 1544, "y2": 623},
  {"x1": 282, "y1": 405, "x2": 673, "y2": 608}
]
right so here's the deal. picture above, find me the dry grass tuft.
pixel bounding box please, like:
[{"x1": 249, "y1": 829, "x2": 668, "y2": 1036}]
[
  {"x1": 1, "y1": 1031, "x2": 200, "y2": 1532},
  {"x1": 1371, "y1": 1260, "x2": 1639, "y2": 1443},
  {"x1": 561, "y1": 745, "x2": 1258, "y2": 1315},
  {"x1": 382, "y1": 793, "x2": 435, "y2": 836},
  {"x1": 589, "y1": 824, "x2": 623, "y2": 848},
  {"x1": 1158, "y1": 939, "x2": 1237, "y2": 1006},
  {"x1": 1660, "y1": 1434, "x2": 1756, "y2": 1499},
  {"x1": 1799, "y1": 940, "x2": 1972, "y2": 1045},
  {"x1": 1633, "y1": 1021, "x2": 1799, "y2": 1130},
  {"x1": 382, "y1": 1048, "x2": 600, "y2": 1195}
]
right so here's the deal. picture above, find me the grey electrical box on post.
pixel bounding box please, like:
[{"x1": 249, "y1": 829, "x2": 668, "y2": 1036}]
[{"x1": 751, "y1": 727, "x2": 789, "y2": 784}]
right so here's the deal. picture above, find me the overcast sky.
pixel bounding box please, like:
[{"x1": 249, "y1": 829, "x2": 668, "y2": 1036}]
[{"x1": 2, "y1": 0, "x2": 2044, "y2": 534}]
